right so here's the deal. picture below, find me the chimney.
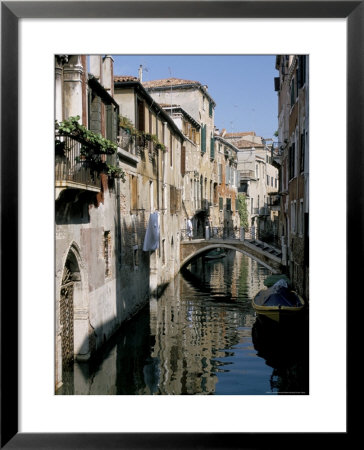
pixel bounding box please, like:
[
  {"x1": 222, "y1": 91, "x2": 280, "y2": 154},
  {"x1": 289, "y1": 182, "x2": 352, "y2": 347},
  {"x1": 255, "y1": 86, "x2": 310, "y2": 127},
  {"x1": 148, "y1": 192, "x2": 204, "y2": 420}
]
[
  {"x1": 138, "y1": 65, "x2": 143, "y2": 83},
  {"x1": 90, "y1": 55, "x2": 102, "y2": 80},
  {"x1": 102, "y1": 55, "x2": 114, "y2": 95}
]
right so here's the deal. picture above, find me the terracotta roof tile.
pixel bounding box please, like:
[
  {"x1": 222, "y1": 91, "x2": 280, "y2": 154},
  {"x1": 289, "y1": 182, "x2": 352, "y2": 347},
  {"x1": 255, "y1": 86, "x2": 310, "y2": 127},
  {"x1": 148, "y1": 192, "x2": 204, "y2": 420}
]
[
  {"x1": 224, "y1": 131, "x2": 256, "y2": 138},
  {"x1": 114, "y1": 75, "x2": 138, "y2": 82},
  {"x1": 234, "y1": 139, "x2": 264, "y2": 149},
  {"x1": 143, "y1": 77, "x2": 201, "y2": 88}
]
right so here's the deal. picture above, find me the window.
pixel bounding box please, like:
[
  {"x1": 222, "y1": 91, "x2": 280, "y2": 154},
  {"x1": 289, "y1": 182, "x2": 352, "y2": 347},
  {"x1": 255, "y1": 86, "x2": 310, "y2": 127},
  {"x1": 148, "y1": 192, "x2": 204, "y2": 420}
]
[
  {"x1": 181, "y1": 145, "x2": 186, "y2": 176},
  {"x1": 150, "y1": 180, "x2": 154, "y2": 212},
  {"x1": 133, "y1": 245, "x2": 139, "y2": 269},
  {"x1": 226, "y1": 198, "x2": 231, "y2": 211},
  {"x1": 170, "y1": 132, "x2": 173, "y2": 166},
  {"x1": 218, "y1": 164, "x2": 222, "y2": 184},
  {"x1": 105, "y1": 104, "x2": 113, "y2": 141},
  {"x1": 290, "y1": 78, "x2": 296, "y2": 107},
  {"x1": 298, "y1": 55, "x2": 306, "y2": 89},
  {"x1": 291, "y1": 201, "x2": 296, "y2": 233},
  {"x1": 226, "y1": 165, "x2": 230, "y2": 185},
  {"x1": 219, "y1": 197, "x2": 223, "y2": 211},
  {"x1": 104, "y1": 231, "x2": 111, "y2": 278},
  {"x1": 299, "y1": 200, "x2": 304, "y2": 236},
  {"x1": 136, "y1": 98, "x2": 145, "y2": 132},
  {"x1": 213, "y1": 183, "x2": 218, "y2": 204},
  {"x1": 300, "y1": 132, "x2": 305, "y2": 173},
  {"x1": 162, "y1": 239, "x2": 166, "y2": 265},
  {"x1": 209, "y1": 101, "x2": 213, "y2": 117},
  {"x1": 170, "y1": 186, "x2": 180, "y2": 214},
  {"x1": 130, "y1": 174, "x2": 138, "y2": 210},
  {"x1": 201, "y1": 124, "x2": 206, "y2": 153},
  {"x1": 210, "y1": 135, "x2": 215, "y2": 159},
  {"x1": 267, "y1": 175, "x2": 269, "y2": 185},
  {"x1": 271, "y1": 176, "x2": 274, "y2": 187},
  {"x1": 251, "y1": 198, "x2": 254, "y2": 214},
  {"x1": 239, "y1": 182, "x2": 248, "y2": 194},
  {"x1": 289, "y1": 143, "x2": 295, "y2": 180}
]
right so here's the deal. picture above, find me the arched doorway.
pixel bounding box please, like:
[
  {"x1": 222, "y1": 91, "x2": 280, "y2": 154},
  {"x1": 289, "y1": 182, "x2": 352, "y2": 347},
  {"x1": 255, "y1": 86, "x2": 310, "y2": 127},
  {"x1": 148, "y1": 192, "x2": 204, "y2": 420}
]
[{"x1": 59, "y1": 249, "x2": 81, "y2": 392}]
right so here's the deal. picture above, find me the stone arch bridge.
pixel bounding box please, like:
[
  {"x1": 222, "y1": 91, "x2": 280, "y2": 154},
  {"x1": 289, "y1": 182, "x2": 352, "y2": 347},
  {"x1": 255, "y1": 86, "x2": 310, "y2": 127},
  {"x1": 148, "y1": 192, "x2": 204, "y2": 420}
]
[{"x1": 180, "y1": 238, "x2": 283, "y2": 273}]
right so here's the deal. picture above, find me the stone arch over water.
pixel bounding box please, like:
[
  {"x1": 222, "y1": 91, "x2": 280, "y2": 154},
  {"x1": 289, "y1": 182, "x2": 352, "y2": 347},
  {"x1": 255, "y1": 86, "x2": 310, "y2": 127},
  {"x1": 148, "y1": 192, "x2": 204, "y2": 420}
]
[{"x1": 179, "y1": 243, "x2": 278, "y2": 273}]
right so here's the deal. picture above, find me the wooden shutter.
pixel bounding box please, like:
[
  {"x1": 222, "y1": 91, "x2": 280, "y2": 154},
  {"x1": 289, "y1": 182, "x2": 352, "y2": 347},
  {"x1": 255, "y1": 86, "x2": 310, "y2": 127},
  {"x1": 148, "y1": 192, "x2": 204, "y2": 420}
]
[
  {"x1": 201, "y1": 125, "x2": 206, "y2": 152},
  {"x1": 181, "y1": 146, "x2": 186, "y2": 176},
  {"x1": 106, "y1": 104, "x2": 113, "y2": 140},
  {"x1": 210, "y1": 136, "x2": 215, "y2": 159},
  {"x1": 137, "y1": 98, "x2": 145, "y2": 132}
]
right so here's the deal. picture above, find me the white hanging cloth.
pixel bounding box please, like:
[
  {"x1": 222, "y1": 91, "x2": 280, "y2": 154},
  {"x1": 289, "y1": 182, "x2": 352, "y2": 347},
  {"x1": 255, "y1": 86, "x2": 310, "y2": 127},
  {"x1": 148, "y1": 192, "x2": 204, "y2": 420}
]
[{"x1": 143, "y1": 211, "x2": 160, "y2": 251}]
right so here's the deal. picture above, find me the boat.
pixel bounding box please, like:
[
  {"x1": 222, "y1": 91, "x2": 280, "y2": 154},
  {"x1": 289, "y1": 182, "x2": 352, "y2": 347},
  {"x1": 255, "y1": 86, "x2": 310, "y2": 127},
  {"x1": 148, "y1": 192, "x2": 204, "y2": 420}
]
[
  {"x1": 252, "y1": 280, "x2": 305, "y2": 323},
  {"x1": 203, "y1": 247, "x2": 227, "y2": 260},
  {"x1": 263, "y1": 273, "x2": 292, "y2": 288}
]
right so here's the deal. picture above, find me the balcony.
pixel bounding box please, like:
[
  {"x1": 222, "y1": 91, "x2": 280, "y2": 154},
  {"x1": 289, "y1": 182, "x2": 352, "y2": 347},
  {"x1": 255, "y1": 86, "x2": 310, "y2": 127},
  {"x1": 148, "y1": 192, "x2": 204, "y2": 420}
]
[
  {"x1": 268, "y1": 194, "x2": 281, "y2": 210},
  {"x1": 55, "y1": 135, "x2": 101, "y2": 197},
  {"x1": 240, "y1": 170, "x2": 256, "y2": 181},
  {"x1": 259, "y1": 207, "x2": 269, "y2": 216},
  {"x1": 253, "y1": 207, "x2": 269, "y2": 216}
]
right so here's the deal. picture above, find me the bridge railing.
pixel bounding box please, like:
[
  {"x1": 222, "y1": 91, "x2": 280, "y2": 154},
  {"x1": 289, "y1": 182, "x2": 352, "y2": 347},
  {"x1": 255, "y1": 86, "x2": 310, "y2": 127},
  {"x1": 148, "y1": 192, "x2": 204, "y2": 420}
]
[{"x1": 181, "y1": 226, "x2": 255, "y2": 242}]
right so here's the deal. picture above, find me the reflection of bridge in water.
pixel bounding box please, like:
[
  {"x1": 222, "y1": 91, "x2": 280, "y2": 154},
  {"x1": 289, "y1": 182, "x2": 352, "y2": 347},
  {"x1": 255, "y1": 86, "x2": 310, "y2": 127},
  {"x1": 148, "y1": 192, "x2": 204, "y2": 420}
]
[{"x1": 180, "y1": 236, "x2": 283, "y2": 273}]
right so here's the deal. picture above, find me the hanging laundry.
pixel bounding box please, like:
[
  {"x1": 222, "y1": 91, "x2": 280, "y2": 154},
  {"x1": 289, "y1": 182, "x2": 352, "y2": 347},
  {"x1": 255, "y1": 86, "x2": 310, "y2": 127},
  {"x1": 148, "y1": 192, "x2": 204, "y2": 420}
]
[{"x1": 143, "y1": 212, "x2": 160, "y2": 251}]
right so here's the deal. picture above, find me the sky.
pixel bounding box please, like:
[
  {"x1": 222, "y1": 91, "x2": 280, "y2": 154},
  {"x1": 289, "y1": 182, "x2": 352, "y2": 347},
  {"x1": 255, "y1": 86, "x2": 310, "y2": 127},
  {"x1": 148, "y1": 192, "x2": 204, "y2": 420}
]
[{"x1": 112, "y1": 55, "x2": 279, "y2": 140}]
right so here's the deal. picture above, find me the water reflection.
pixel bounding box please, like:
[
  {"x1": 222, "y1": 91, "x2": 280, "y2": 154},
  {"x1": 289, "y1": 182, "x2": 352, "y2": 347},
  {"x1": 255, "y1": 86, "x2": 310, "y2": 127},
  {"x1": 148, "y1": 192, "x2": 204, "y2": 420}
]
[{"x1": 56, "y1": 250, "x2": 308, "y2": 395}]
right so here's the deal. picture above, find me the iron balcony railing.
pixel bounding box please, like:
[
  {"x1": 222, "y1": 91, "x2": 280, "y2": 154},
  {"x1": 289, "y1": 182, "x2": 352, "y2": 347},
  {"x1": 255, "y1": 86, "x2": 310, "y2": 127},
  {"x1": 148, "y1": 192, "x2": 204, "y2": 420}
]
[
  {"x1": 253, "y1": 207, "x2": 270, "y2": 216},
  {"x1": 117, "y1": 128, "x2": 134, "y2": 153},
  {"x1": 55, "y1": 134, "x2": 101, "y2": 190}
]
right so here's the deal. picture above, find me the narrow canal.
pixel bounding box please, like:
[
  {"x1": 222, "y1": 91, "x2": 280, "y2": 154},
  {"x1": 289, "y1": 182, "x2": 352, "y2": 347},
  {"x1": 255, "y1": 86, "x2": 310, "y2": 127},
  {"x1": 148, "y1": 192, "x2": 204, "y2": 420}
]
[{"x1": 57, "y1": 250, "x2": 309, "y2": 395}]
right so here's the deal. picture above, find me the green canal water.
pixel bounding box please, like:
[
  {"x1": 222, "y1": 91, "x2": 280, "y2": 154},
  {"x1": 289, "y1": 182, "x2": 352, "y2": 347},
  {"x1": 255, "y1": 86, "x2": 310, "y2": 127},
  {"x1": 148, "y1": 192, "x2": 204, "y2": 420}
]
[{"x1": 57, "y1": 250, "x2": 309, "y2": 395}]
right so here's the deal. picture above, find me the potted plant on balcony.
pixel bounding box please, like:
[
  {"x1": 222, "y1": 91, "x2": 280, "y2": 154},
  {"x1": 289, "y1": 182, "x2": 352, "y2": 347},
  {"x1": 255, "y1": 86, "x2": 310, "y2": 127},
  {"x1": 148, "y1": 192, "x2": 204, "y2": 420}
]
[{"x1": 55, "y1": 116, "x2": 125, "y2": 182}]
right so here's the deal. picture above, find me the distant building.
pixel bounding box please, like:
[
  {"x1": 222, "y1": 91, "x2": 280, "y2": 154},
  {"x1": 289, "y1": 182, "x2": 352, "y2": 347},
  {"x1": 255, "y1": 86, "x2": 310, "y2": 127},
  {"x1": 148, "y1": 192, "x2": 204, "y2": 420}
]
[
  {"x1": 224, "y1": 131, "x2": 279, "y2": 243},
  {"x1": 143, "y1": 77, "x2": 239, "y2": 236}
]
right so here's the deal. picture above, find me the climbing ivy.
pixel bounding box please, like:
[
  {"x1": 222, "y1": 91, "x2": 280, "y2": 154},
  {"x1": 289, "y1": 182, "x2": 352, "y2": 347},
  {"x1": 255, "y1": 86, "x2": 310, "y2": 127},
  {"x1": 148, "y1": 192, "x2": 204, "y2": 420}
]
[
  {"x1": 55, "y1": 116, "x2": 125, "y2": 181},
  {"x1": 237, "y1": 193, "x2": 249, "y2": 229}
]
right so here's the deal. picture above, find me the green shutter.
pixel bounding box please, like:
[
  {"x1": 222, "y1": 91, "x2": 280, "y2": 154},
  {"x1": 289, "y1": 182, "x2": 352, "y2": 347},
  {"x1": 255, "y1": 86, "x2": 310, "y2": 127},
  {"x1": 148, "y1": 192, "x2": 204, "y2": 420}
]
[
  {"x1": 210, "y1": 136, "x2": 215, "y2": 159},
  {"x1": 201, "y1": 125, "x2": 206, "y2": 152}
]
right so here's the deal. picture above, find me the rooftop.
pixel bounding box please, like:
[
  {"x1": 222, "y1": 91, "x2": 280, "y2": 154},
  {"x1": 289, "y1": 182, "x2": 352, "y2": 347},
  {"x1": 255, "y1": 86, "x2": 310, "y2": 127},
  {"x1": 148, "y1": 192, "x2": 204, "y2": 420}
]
[
  {"x1": 142, "y1": 77, "x2": 201, "y2": 89},
  {"x1": 234, "y1": 139, "x2": 265, "y2": 149},
  {"x1": 114, "y1": 75, "x2": 138, "y2": 82},
  {"x1": 224, "y1": 131, "x2": 256, "y2": 138},
  {"x1": 142, "y1": 77, "x2": 216, "y2": 106}
]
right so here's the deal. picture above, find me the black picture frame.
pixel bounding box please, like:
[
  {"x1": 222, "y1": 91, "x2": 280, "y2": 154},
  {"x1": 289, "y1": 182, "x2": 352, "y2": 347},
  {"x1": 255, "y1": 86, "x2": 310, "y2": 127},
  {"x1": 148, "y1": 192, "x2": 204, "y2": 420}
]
[{"x1": 1, "y1": 1, "x2": 359, "y2": 448}]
